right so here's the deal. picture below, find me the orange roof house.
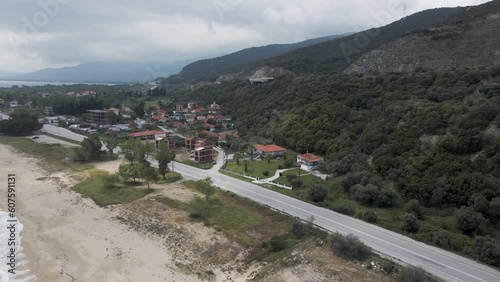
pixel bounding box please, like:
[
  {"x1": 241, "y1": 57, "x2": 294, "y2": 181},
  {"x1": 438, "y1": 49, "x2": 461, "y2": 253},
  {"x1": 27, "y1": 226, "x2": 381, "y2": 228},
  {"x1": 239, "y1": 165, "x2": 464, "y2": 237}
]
[
  {"x1": 253, "y1": 144, "x2": 287, "y2": 156},
  {"x1": 297, "y1": 153, "x2": 323, "y2": 171}
]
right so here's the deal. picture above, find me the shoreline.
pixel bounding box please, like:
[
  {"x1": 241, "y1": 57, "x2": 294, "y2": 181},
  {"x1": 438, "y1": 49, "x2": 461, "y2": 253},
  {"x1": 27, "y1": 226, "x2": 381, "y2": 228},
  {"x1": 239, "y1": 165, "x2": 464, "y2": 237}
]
[{"x1": 0, "y1": 144, "x2": 200, "y2": 282}]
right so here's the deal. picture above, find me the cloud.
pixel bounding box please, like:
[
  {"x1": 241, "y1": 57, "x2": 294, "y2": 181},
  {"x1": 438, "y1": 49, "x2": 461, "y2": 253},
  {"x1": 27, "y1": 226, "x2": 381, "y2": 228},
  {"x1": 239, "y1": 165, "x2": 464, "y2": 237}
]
[{"x1": 0, "y1": 0, "x2": 492, "y2": 72}]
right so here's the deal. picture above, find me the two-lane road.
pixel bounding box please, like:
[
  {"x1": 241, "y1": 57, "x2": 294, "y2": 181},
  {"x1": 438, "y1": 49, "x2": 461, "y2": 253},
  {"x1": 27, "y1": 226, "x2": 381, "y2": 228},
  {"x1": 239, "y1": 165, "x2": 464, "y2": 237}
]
[{"x1": 43, "y1": 125, "x2": 500, "y2": 282}]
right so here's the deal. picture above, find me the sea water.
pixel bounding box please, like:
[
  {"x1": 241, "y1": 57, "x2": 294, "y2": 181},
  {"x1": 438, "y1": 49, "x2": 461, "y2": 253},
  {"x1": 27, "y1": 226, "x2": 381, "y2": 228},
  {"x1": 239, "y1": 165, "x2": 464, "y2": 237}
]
[{"x1": 0, "y1": 211, "x2": 37, "y2": 282}]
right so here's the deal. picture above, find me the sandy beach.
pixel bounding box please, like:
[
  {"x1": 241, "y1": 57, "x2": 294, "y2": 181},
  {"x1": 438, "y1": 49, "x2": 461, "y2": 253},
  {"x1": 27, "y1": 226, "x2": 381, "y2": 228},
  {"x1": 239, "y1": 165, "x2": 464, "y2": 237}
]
[{"x1": 0, "y1": 144, "x2": 201, "y2": 282}]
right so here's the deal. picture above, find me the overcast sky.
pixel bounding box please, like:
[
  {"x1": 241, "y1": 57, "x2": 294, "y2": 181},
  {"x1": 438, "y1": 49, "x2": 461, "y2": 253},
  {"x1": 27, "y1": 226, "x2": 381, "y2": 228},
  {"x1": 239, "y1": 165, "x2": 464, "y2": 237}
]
[{"x1": 0, "y1": 0, "x2": 491, "y2": 73}]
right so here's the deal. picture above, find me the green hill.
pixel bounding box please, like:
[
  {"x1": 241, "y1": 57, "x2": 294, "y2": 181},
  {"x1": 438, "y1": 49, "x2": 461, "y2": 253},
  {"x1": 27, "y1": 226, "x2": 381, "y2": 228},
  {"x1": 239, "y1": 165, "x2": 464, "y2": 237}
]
[
  {"x1": 347, "y1": 0, "x2": 500, "y2": 73},
  {"x1": 260, "y1": 7, "x2": 463, "y2": 74},
  {"x1": 174, "y1": 34, "x2": 350, "y2": 81}
]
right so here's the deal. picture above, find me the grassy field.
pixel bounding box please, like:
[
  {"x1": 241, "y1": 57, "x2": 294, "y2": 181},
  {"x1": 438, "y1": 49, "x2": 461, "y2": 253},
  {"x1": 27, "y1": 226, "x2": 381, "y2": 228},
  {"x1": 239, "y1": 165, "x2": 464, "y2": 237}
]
[
  {"x1": 144, "y1": 99, "x2": 171, "y2": 108},
  {"x1": 0, "y1": 136, "x2": 77, "y2": 171},
  {"x1": 74, "y1": 171, "x2": 154, "y2": 206},
  {"x1": 158, "y1": 180, "x2": 295, "y2": 247},
  {"x1": 266, "y1": 175, "x2": 482, "y2": 259},
  {"x1": 225, "y1": 159, "x2": 286, "y2": 178},
  {"x1": 274, "y1": 168, "x2": 319, "y2": 186}
]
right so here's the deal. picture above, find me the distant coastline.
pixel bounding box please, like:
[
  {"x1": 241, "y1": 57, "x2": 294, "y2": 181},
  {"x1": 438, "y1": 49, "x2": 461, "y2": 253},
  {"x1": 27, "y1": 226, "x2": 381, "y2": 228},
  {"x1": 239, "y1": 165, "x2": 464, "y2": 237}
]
[{"x1": 0, "y1": 80, "x2": 118, "y2": 88}]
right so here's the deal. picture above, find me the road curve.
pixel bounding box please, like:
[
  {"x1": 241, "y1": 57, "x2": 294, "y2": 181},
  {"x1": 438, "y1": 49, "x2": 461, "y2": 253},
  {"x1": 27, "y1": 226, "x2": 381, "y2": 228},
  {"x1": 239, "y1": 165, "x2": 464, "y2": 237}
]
[{"x1": 42, "y1": 125, "x2": 500, "y2": 282}]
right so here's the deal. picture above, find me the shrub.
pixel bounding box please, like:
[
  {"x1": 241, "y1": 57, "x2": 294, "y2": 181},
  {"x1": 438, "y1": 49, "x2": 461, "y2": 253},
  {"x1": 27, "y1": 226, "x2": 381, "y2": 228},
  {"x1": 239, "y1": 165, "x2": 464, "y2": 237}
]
[
  {"x1": 331, "y1": 203, "x2": 356, "y2": 216},
  {"x1": 330, "y1": 233, "x2": 371, "y2": 261},
  {"x1": 292, "y1": 222, "x2": 312, "y2": 239},
  {"x1": 290, "y1": 179, "x2": 303, "y2": 188},
  {"x1": 401, "y1": 213, "x2": 420, "y2": 233},
  {"x1": 405, "y1": 199, "x2": 424, "y2": 219},
  {"x1": 307, "y1": 185, "x2": 329, "y2": 202},
  {"x1": 362, "y1": 210, "x2": 378, "y2": 223},
  {"x1": 402, "y1": 266, "x2": 428, "y2": 282},
  {"x1": 382, "y1": 261, "x2": 397, "y2": 275},
  {"x1": 269, "y1": 236, "x2": 286, "y2": 252},
  {"x1": 432, "y1": 230, "x2": 451, "y2": 249},
  {"x1": 286, "y1": 173, "x2": 297, "y2": 181},
  {"x1": 262, "y1": 170, "x2": 269, "y2": 177},
  {"x1": 470, "y1": 236, "x2": 500, "y2": 267},
  {"x1": 165, "y1": 172, "x2": 182, "y2": 183},
  {"x1": 101, "y1": 173, "x2": 119, "y2": 188},
  {"x1": 455, "y1": 206, "x2": 487, "y2": 235},
  {"x1": 277, "y1": 165, "x2": 284, "y2": 169}
]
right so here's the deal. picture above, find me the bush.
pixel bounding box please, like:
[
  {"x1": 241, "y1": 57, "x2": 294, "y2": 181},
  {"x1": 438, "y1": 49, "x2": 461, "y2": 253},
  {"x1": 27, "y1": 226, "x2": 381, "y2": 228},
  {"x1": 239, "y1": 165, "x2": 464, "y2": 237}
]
[
  {"x1": 292, "y1": 222, "x2": 312, "y2": 239},
  {"x1": 269, "y1": 236, "x2": 286, "y2": 252},
  {"x1": 262, "y1": 170, "x2": 269, "y2": 177},
  {"x1": 165, "y1": 172, "x2": 182, "y2": 183},
  {"x1": 277, "y1": 165, "x2": 284, "y2": 169},
  {"x1": 469, "y1": 236, "x2": 500, "y2": 267},
  {"x1": 381, "y1": 261, "x2": 397, "y2": 275},
  {"x1": 432, "y1": 230, "x2": 451, "y2": 249},
  {"x1": 290, "y1": 179, "x2": 303, "y2": 188},
  {"x1": 405, "y1": 199, "x2": 424, "y2": 219},
  {"x1": 331, "y1": 203, "x2": 356, "y2": 216},
  {"x1": 401, "y1": 213, "x2": 420, "y2": 233},
  {"x1": 307, "y1": 185, "x2": 329, "y2": 202},
  {"x1": 402, "y1": 266, "x2": 428, "y2": 282},
  {"x1": 455, "y1": 206, "x2": 487, "y2": 235},
  {"x1": 362, "y1": 210, "x2": 378, "y2": 223},
  {"x1": 331, "y1": 233, "x2": 371, "y2": 261},
  {"x1": 101, "y1": 173, "x2": 119, "y2": 188},
  {"x1": 286, "y1": 173, "x2": 297, "y2": 181}
]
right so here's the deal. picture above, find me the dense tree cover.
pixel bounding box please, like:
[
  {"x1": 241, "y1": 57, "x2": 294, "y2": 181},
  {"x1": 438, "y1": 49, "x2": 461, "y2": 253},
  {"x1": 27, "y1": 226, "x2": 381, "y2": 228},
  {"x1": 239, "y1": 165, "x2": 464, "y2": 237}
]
[
  {"x1": 0, "y1": 109, "x2": 42, "y2": 136},
  {"x1": 163, "y1": 67, "x2": 500, "y2": 262},
  {"x1": 167, "y1": 68, "x2": 500, "y2": 211}
]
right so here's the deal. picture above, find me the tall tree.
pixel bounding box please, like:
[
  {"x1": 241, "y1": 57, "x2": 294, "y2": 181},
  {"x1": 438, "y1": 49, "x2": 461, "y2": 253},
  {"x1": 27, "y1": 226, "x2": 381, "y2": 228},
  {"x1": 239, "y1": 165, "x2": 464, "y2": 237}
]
[
  {"x1": 195, "y1": 177, "x2": 217, "y2": 202},
  {"x1": 155, "y1": 142, "x2": 176, "y2": 179},
  {"x1": 102, "y1": 136, "x2": 119, "y2": 156}
]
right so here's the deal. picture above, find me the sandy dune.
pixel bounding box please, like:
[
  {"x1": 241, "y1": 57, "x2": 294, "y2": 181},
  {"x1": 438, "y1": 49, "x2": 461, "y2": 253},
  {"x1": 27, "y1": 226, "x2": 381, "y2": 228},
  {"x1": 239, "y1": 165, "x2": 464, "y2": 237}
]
[{"x1": 0, "y1": 144, "x2": 201, "y2": 282}]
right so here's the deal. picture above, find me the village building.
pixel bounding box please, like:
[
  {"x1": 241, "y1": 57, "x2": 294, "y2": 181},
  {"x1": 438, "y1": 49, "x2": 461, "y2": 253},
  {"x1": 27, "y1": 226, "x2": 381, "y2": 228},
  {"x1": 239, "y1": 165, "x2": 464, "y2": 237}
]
[
  {"x1": 87, "y1": 110, "x2": 112, "y2": 125},
  {"x1": 128, "y1": 130, "x2": 166, "y2": 140},
  {"x1": 106, "y1": 108, "x2": 121, "y2": 115},
  {"x1": 155, "y1": 137, "x2": 176, "y2": 150},
  {"x1": 253, "y1": 144, "x2": 287, "y2": 157},
  {"x1": 297, "y1": 153, "x2": 324, "y2": 172}
]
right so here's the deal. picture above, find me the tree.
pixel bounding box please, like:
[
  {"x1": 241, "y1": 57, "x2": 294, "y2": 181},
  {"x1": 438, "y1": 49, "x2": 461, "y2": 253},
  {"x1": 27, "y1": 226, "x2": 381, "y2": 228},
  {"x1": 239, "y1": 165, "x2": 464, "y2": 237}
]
[
  {"x1": 403, "y1": 266, "x2": 428, "y2": 282},
  {"x1": 331, "y1": 233, "x2": 371, "y2": 261},
  {"x1": 455, "y1": 206, "x2": 488, "y2": 235},
  {"x1": 155, "y1": 142, "x2": 176, "y2": 179},
  {"x1": 140, "y1": 166, "x2": 158, "y2": 188},
  {"x1": 195, "y1": 177, "x2": 217, "y2": 201},
  {"x1": 119, "y1": 163, "x2": 143, "y2": 183},
  {"x1": 0, "y1": 108, "x2": 42, "y2": 136},
  {"x1": 307, "y1": 185, "x2": 329, "y2": 202},
  {"x1": 102, "y1": 136, "x2": 119, "y2": 156},
  {"x1": 401, "y1": 213, "x2": 420, "y2": 233},
  {"x1": 265, "y1": 154, "x2": 272, "y2": 163},
  {"x1": 121, "y1": 139, "x2": 151, "y2": 165},
  {"x1": 362, "y1": 210, "x2": 378, "y2": 223},
  {"x1": 134, "y1": 101, "x2": 145, "y2": 118},
  {"x1": 234, "y1": 152, "x2": 242, "y2": 165},
  {"x1": 79, "y1": 135, "x2": 103, "y2": 160},
  {"x1": 470, "y1": 236, "x2": 500, "y2": 266},
  {"x1": 488, "y1": 197, "x2": 500, "y2": 224},
  {"x1": 243, "y1": 160, "x2": 248, "y2": 173},
  {"x1": 406, "y1": 199, "x2": 424, "y2": 219},
  {"x1": 469, "y1": 194, "x2": 489, "y2": 214},
  {"x1": 432, "y1": 230, "x2": 451, "y2": 249}
]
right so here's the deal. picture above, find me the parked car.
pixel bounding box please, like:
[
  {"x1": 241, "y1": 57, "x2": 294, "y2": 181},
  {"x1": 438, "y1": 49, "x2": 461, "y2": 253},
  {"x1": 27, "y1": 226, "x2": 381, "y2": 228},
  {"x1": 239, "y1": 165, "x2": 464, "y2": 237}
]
[{"x1": 31, "y1": 136, "x2": 40, "y2": 139}]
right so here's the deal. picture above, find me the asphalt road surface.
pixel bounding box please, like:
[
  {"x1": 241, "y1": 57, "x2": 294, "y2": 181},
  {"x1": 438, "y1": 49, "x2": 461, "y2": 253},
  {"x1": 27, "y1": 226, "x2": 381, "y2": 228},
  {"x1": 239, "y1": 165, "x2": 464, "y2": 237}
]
[{"x1": 44, "y1": 125, "x2": 500, "y2": 282}]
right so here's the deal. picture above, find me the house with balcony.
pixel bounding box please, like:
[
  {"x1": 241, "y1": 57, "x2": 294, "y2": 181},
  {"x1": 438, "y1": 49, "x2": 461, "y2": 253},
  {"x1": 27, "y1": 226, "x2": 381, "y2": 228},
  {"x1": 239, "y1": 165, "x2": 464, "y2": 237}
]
[{"x1": 297, "y1": 153, "x2": 323, "y2": 172}]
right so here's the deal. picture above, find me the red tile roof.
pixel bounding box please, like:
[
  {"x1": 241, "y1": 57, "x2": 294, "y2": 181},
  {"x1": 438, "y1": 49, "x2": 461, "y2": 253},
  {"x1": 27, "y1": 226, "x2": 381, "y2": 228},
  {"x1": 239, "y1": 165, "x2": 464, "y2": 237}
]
[
  {"x1": 253, "y1": 144, "x2": 287, "y2": 153},
  {"x1": 299, "y1": 153, "x2": 323, "y2": 163},
  {"x1": 172, "y1": 122, "x2": 185, "y2": 127},
  {"x1": 128, "y1": 130, "x2": 165, "y2": 138}
]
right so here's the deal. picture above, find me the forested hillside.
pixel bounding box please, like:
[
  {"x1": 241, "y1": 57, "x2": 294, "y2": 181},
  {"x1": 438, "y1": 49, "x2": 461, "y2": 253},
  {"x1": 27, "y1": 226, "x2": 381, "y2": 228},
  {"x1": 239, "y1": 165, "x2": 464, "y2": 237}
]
[
  {"x1": 164, "y1": 67, "x2": 500, "y2": 266},
  {"x1": 257, "y1": 8, "x2": 462, "y2": 74},
  {"x1": 347, "y1": 0, "x2": 500, "y2": 73},
  {"x1": 173, "y1": 34, "x2": 349, "y2": 81}
]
